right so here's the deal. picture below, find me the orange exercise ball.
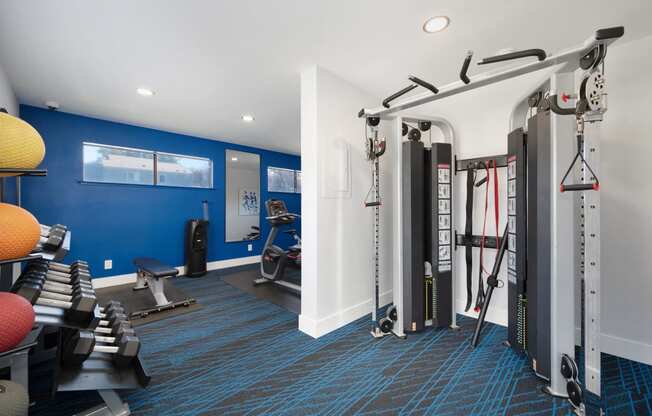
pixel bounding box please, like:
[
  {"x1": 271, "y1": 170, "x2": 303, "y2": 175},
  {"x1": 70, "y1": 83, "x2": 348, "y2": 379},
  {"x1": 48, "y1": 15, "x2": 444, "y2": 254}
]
[
  {"x1": 0, "y1": 111, "x2": 46, "y2": 177},
  {"x1": 0, "y1": 203, "x2": 40, "y2": 260}
]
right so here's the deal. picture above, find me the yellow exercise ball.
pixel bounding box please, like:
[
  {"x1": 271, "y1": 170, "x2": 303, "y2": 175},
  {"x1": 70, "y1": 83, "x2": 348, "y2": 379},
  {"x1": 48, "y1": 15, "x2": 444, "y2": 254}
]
[
  {"x1": 0, "y1": 112, "x2": 46, "y2": 177},
  {"x1": 0, "y1": 203, "x2": 40, "y2": 261}
]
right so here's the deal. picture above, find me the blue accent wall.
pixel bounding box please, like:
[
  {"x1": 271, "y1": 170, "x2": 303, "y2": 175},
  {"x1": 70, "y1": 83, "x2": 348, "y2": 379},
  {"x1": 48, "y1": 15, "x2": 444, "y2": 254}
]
[{"x1": 19, "y1": 105, "x2": 301, "y2": 279}]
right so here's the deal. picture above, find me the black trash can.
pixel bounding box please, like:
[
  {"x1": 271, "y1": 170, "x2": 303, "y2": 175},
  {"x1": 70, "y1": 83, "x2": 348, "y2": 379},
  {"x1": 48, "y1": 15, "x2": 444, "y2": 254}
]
[{"x1": 185, "y1": 219, "x2": 208, "y2": 277}]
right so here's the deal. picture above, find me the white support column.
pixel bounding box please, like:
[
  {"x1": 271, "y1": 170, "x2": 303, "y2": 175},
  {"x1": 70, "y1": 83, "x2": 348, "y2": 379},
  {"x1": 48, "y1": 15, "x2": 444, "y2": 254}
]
[
  {"x1": 547, "y1": 71, "x2": 577, "y2": 397},
  {"x1": 392, "y1": 116, "x2": 406, "y2": 337}
]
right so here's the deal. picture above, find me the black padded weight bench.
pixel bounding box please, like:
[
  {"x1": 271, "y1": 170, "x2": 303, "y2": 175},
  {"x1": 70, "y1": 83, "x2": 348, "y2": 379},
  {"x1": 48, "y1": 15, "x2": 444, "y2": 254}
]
[{"x1": 132, "y1": 257, "x2": 196, "y2": 318}]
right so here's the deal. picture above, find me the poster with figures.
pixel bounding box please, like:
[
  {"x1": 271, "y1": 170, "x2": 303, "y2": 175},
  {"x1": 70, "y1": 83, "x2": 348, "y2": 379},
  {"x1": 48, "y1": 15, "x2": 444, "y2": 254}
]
[{"x1": 239, "y1": 189, "x2": 259, "y2": 216}]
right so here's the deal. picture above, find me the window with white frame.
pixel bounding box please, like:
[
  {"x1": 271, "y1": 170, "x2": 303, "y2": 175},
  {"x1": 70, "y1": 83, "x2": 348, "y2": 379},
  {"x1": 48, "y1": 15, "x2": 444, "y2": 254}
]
[
  {"x1": 82, "y1": 142, "x2": 213, "y2": 189},
  {"x1": 268, "y1": 166, "x2": 301, "y2": 193}
]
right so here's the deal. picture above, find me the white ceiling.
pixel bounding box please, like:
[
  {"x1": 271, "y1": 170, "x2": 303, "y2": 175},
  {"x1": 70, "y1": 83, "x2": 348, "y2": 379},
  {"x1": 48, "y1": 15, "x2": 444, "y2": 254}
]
[{"x1": 0, "y1": 0, "x2": 650, "y2": 155}]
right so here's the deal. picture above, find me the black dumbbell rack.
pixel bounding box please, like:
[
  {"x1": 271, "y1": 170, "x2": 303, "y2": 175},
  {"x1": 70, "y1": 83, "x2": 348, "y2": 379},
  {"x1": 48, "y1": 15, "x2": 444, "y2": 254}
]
[
  {"x1": 24, "y1": 265, "x2": 151, "y2": 415},
  {"x1": 54, "y1": 341, "x2": 151, "y2": 394},
  {"x1": 45, "y1": 321, "x2": 150, "y2": 415}
]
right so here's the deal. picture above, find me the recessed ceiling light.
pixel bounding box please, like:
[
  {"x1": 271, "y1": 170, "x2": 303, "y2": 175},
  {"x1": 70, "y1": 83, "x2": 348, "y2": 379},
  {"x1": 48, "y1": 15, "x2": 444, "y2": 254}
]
[
  {"x1": 136, "y1": 87, "x2": 155, "y2": 96},
  {"x1": 423, "y1": 16, "x2": 450, "y2": 33},
  {"x1": 242, "y1": 114, "x2": 255, "y2": 122},
  {"x1": 231, "y1": 157, "x2": 238, "y2": 162}
]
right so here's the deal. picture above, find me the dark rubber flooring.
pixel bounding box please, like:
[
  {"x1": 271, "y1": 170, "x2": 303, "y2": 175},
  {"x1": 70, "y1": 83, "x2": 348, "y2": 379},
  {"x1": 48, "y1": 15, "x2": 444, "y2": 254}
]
[
  {"x1": 30, "y1": 268, "x2": 651, "y2": 415},
  {"x1": 222, "y1": 265, "x2": 300, "y2": 314},
  {"x1": 96, "y1": 278, "x2": 201, "y2": 326}
]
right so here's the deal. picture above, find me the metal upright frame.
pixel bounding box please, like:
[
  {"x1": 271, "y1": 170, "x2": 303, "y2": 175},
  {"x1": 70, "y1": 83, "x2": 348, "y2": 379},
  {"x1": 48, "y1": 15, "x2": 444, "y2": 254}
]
[
  {"x1": 547, "y1": 72, "x2": 579, "y2": 397},
  {"x1": 368, "y1": 125, "x2": 387, "y2": 338},
  {"x1": 581, "y1": 118, "x2": 602, "y2": 397},
  {"x1": 359, "y1": 26, "x2": 621, "y2": 414},
  {"x1": 510, "y1": 72, "x2": 577, "y2": 397}
]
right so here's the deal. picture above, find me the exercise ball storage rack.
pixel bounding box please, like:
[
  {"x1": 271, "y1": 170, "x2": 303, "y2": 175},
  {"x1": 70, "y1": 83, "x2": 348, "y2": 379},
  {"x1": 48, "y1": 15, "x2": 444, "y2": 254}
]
[
  {"x1": 1, "y1": 166, "x2": 151, "y2": 415},
  {"x1": 0, "y1": 167, "x2": 48, "y2": 290}
]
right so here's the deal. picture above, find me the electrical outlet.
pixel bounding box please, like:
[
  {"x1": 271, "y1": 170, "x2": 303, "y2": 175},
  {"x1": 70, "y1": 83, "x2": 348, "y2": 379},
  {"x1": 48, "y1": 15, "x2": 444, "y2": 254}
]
[
  {"x1": 104, "y1": 259, "x2": 113, "y2": 270},
  {"x1": 247, "y1": 244, "x2": 253, "y2": 252}
]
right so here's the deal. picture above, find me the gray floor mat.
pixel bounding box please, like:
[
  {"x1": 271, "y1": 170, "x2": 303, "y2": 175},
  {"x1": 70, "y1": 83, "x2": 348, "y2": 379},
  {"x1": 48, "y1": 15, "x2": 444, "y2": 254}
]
[
  {"x1": 96, "y1": 277, "x2": 202, "y2": 326},
  {"x1": 222, "y1": 266, "x2": 300, "y2": 314}
]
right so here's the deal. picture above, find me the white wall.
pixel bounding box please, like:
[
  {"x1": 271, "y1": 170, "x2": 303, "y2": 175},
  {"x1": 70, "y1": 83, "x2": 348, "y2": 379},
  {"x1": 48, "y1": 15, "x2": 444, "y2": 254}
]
[
  {"x1": 0, "y1": 60, "x2": 18, "y2": 115},
  {"x1": 599, "y1": 34, "x2": 652, "y2": 364},
  {"x1": 300, "y1": 66, "x2": 393, "y2": 337}
]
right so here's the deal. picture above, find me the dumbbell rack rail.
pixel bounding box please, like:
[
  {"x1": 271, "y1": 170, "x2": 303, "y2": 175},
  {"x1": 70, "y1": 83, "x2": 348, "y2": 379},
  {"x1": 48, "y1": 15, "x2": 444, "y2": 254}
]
[
  {"x1": 0, "y1": 231, "x2": 71, "y2": 290},
  {"x1": 0, "y1": 168, "x2": 47, "y2": 176},
  {"x1": 0, "y1": 254, "x2": 41, "y2": 265},
  {"x1": 0, "y1": 233, "x2": 70, "y2": 266}
]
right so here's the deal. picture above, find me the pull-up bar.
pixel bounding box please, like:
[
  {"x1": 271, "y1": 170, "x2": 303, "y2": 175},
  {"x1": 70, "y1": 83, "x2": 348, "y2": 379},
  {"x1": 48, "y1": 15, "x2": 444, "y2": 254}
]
[{"x1": 358, "y1": 27, "x2": 624, "y2": 118}]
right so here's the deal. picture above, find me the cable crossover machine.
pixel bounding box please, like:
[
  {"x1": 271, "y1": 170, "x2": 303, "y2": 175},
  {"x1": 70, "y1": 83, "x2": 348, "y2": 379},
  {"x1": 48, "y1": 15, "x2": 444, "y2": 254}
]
[{"x1": 357, "y1": 26, "x2": 624, "y2": 416}]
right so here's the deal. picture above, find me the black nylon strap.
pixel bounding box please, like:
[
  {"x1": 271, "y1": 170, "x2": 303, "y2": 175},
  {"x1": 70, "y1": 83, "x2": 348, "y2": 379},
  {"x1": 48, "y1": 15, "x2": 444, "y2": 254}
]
[
  {"x1": 475, "y1": 247, "x2": 485, "y2": 312},
  {"x1": 464, "y1": 170, "x2": 475, "y2": 312}
]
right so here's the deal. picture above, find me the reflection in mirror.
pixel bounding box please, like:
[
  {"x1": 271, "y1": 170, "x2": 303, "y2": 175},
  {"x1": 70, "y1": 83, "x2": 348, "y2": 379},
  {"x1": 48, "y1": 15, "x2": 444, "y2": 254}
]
[{"x1": 225, "y1": 150, "x2": 261, "y2": 242}]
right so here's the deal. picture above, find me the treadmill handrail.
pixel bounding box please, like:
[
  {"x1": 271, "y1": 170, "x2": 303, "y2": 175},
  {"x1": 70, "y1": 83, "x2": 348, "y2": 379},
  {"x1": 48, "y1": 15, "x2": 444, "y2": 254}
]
[{"x1": 266, "y1": 213, "x2": 300, "y2": 220}]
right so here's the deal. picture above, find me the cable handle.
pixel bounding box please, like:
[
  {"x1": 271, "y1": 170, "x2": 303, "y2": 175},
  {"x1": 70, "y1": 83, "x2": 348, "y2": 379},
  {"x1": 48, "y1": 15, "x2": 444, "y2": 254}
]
[
  {"x1": 560, "y1": 183, "x2": 599, "y2": 192},
  {"x1": 559, "y1": 135, "x2": 600, "y2": 193}
]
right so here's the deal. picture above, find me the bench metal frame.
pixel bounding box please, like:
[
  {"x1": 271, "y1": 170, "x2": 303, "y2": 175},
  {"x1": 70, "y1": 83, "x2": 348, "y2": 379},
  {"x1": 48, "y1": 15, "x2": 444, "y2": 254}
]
[{"x1": 132, "y1": 264, "x2": 196, "y2": 318}]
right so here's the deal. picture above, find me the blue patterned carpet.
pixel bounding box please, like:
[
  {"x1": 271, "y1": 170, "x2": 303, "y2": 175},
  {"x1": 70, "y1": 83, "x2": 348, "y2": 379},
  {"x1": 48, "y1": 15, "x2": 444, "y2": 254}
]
[{"x1": 30, "y1": 268, "x2": 651, "y2": 415}]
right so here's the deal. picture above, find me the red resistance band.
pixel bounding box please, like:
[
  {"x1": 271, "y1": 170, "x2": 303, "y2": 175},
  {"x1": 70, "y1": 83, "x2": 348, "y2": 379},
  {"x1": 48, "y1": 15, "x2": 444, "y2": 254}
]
[{"x1": 478, "y1": 161, "x2": 500, "y2": 283}]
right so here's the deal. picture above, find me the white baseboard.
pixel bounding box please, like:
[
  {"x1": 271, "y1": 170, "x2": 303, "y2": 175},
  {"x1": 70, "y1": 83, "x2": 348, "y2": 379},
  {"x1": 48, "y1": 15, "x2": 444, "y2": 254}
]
[
  {"x1": 299, "y1": 290, "x2": 393, "y2": 338},
  {"x1": 455, "y1": 298, "x2": 508, "y2": 327},
  {"x1": 602, "y1": 332, "x2": 652, "y2": 365},
  {"x1": 205, "y1": 255, "x2": 259, "y2": 272},
  {"x1": 91, "y1": 272, "x2": 139, "y2": 289},
  {"x1": 575, "y1": 328, "x2": 652, "y2": 366},
  {"x1": 91, "y1": 255, "x2": 260, "y2": 290}
]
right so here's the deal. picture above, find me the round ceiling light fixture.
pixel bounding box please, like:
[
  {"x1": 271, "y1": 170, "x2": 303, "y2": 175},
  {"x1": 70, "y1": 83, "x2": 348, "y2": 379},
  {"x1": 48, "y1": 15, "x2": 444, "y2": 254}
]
[
  {"x1": 231, "y1": 157, "x2": 238, "y2": 162},
  {"x1": 241, "y1": 114, "x2": 255, "y2": 122},
  {"x1": 136, "y1": 87, "x2": 155, "y2": 96},
  {"x1": 423, "y1": 16, "x2": 450, "y2": 33}
]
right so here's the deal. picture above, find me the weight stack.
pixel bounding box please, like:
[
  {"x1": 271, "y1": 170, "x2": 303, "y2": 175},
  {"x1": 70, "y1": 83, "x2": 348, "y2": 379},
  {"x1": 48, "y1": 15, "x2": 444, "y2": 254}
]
[
  {"x1": 402, "y1": 140, "x2": 425, "y2": 332},
  {"x1": 507, "y1": 128, "x2": 528, "y2": 353},
  {"x1": 185, "y1": 219, "x2": 208, "y2": 277}
]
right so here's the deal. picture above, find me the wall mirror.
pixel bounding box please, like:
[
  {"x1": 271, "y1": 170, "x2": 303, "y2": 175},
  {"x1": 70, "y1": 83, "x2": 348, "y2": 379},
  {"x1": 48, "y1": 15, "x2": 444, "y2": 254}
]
[{"x1": 225, "y1": 150, "x2": 260, "y2": 242}]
